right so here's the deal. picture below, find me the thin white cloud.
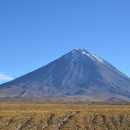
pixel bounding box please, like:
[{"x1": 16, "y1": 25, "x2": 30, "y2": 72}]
[{"x1": 0, "y1": 73, "x2": 13, "y2": 81}]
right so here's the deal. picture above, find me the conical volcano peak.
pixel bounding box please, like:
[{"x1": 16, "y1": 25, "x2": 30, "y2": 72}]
[
  {"x1": 64, "y1": 49, "x2": 105, "y2": 63},
  {"x1": 72, "y1": 49, "x2": 90, "y2": 55},
  {"x1": 69, "y1": 49, "x2": 91, "y2": 57},
  {"x1": 64, "y1": 49, "x2": 91, "y2": 61},
  {"x1": 0, "y1": 48, "x2": 130, "y2": 102},
  {"x1": 64, "y1": 49, "x2": 95, "y2": 62}
]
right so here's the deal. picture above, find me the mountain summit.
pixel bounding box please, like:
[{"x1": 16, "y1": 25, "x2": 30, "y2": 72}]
[
  {"x1": 65, "y1": 49, "x2": 104, "y2": 63},
  {"x1": 0, "y1": 49, "x2": 130, "y2": 102}
]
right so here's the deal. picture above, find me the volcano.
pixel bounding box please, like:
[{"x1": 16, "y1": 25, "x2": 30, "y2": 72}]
[{"x1": 0, "y1": 49, "x2": 130, "y2": 102}]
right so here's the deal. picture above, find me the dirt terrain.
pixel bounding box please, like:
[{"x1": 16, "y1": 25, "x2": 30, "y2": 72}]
[{"x1": 0, "y1": 103, "x2": 130, "y2": 130}]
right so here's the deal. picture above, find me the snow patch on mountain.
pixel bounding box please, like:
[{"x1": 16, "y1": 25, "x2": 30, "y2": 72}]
[
  {"x1": 81, "y1": 50, "x2": 95, "y2": 60},
  {"x1": 65, "y1": 49, "x2": 104, "y2": 63},
  {"x1": 92, "y1": 54, "x2": 104, "y2": 63}
]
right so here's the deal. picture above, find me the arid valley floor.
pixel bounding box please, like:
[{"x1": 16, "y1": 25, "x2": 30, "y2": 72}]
[{"x1": 0, "y1": 103, "x2": 130, "y2": 130}]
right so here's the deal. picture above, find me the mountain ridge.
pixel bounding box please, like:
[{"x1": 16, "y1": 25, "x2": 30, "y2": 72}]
[{"x1": 0, "y1": 49, "x2": 130, "y2": 102}]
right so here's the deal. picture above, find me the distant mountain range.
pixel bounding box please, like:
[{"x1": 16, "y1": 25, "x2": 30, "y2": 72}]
[{"x1": 0, "y1": 49, "x2": 130, "y2": 102}]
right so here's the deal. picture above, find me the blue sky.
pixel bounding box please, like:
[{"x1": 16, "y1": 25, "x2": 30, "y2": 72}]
[{"x1": 0, "y1": 0, "x2": 130, "y2": 84}]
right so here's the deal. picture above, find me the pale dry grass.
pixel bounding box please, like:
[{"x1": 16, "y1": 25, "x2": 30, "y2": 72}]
[{"x1": 0, "y1": 103, "x2": 130, "y2": 129}]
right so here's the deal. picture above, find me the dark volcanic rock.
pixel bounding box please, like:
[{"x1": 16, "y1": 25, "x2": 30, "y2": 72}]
[{"x1": 0, "y1": 49, "x2": 130, "y2": 102}]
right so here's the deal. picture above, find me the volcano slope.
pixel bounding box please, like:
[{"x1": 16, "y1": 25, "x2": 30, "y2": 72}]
[{"x1": 0, "y1": 49, "x2": 130, "y2": 102}]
